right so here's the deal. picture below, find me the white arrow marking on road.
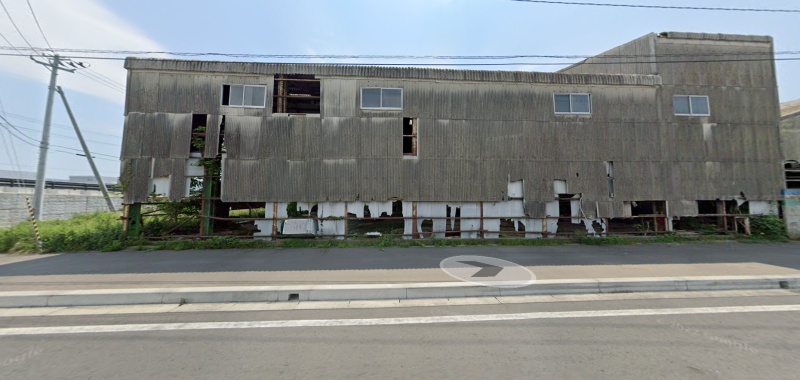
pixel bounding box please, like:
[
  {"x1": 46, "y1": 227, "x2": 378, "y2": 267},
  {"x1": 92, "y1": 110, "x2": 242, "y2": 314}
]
[{"x1": 1, "y1": 304, "x2": 800, "y2": 336}]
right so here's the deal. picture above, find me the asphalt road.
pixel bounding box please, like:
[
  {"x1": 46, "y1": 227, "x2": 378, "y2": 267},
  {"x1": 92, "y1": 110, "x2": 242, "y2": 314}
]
[
  {"x1": 1, "y1": 241, "x2": 799, "y2": 277},
  {"x1": 1, "y1": 292, "x2": 799, "y2": 379}
]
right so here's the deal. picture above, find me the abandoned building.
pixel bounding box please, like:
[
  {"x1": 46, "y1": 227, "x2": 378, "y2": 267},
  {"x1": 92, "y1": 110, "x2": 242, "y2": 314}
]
[{"x1": 120, "y1": 31, "x2": 786, "y2": 239}]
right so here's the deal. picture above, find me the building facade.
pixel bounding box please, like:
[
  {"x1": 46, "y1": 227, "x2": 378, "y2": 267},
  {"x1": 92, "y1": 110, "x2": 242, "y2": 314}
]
[{"x1": 120, "y1": 32, "x2": 784, "y2": 238}]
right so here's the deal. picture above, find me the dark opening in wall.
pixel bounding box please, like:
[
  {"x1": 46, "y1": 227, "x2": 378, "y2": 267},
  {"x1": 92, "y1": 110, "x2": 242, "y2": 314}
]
[
  {"x1": 786, "y1": 161, "x2": 800, "y2": 189},
  {"x1": 403, "y1": 117, "x2": 417, "y2": 156},
  {"x1": 190, "y1": 114, "x2": 207, "y2": 153},
  {"x1": 273, "y1": 74, "x2": 320, "y2": 114},
  {"x1": 218, "y1": 116, "x2": 226, "y2": 153},
  {"x1": 221, "y1": 85, "x2": 231, "y2": 106},
  {"x1": 557, "y1": 193, "x2": 574, "y2": 217},
  {"x1": 697, "y1": 200, "x2": 717, "y2": 215}
]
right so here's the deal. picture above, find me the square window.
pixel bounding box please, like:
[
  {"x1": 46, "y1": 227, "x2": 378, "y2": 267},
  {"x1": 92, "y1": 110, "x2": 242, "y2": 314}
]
[
  {"x1": 228, "y1": 85, "x2": 244, "y2": 106},
  {"x1": 571, "y1": 94, "x2": 591, "y2": 113},
  {"x1": 554, "y1": 94, "x2": 571, "y2": 113},
  {"x1": 361, "y1": 88, "x2": 381, "y2": 108},
  {"x1": 244, "y1": 86, "x2": 266, "y2": 107},
  {"x1": 690, "y1": 96, "x2": 710, "y2": 115},
  {"x1": 381, "y1": 88, "x2": 402, "y2": 108},
  {"x1": 673, "y1": 96, "x2": 691, "y2": 115}
]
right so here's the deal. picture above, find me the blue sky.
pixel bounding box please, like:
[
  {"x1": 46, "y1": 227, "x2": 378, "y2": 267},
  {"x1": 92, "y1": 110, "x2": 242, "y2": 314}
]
[{"x1": 1, "y1": 0, "x2": 798, "y2": 180}]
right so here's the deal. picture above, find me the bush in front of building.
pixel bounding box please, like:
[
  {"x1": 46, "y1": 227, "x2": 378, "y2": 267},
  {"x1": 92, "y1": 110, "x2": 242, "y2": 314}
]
[{"x1": 749, "y1": 215, "x2": 788, "y2": 238}]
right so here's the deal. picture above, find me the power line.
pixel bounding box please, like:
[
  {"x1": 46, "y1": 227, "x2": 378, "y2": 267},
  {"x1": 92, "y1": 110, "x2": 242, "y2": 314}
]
[
  {"x1": 2, "y1": 46, "x2": 800, "y2": 60},
  {"x1": 1, "y1": 52, "x2": 799, "y2": 66},
  {"x1": 0, "y1": 118, "x2": 120, "y2": 158},
  {"x1": 0, "y1": 0, "x2": 42, "y2": 55},
  {"x1": 509, "y1": 0, "x2": 800, "y2": 13},
  {"x1": 10, "y1": 123, "x2": 121, "y2": 147},
  {"x1": 25, "y1": 0, "x2": 52, "y2": 52},
  {"x1": 3, "y1": 112, "x2": 122, "y2": 138}
]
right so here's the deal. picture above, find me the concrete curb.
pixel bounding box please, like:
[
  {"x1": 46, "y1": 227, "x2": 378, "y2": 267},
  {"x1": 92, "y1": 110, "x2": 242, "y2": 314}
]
[{"x1": 1, "y1": 275, "x2": 798, "y2": 308}]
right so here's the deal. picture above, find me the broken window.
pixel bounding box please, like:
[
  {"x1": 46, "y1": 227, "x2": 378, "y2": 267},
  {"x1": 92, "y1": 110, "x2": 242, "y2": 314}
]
[
  {"x1": 605, "y1": 161, "x2": 615, "y2": 199},
  {"x1": 554, "y1": 93, "x2": 591, "y2": 114},
  {"x1": 403, "y1": 117, "x2": 417, "y2": 156},
  {"x1": 221, "y1": 85, "x2": 267, "y2": 107},
  {"x1": 360, "y1": 88, "x2": 403, "y2": 110},
  {"x1": 273, "y1": 75, "x2": 320, "y2": 114},
  {"x1": 673, "y1": 95, "x2": 710, "y2": 116}
]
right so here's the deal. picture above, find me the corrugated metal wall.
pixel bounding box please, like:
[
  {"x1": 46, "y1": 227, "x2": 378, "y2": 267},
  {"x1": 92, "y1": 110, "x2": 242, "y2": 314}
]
[
  {"x1": 782, "y1": 113, "x2": 800, "y2": 161},
  {"x1": 120, "y1": 33, "x2": 785, "y2": 218}
]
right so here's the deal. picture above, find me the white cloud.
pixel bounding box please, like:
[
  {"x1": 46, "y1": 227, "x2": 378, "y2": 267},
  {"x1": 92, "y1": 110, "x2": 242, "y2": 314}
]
[{"x1": 0, "y1": 0, "x2": 166, "y2": 104}]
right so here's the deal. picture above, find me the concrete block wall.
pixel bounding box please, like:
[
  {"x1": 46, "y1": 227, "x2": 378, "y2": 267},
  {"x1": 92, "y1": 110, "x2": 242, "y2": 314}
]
[{"x1": 0, "y1": 187, "x2": 122, "y2": 228}]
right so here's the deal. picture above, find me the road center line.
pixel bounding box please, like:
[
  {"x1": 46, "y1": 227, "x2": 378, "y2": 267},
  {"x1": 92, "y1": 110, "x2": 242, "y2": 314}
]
[{"x1": 1, "y1": 304, "x2": 799, "y2": 336}]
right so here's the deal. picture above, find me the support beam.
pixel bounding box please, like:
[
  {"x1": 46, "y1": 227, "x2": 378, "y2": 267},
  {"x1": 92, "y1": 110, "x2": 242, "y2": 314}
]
[
  {"x1": 412, "y1": 202, "x2": 418, "y2": 239},
  {"x1": 200, "y1": 174, "x2": 213, "y2": 236},
  {"x1": 56, "y1": 86, "x2": 116, "y2": 213},
  {"x1": 124, "y1": 204, "x2": 142, "y2": 237},
  {"x1": 272, "y1": 202, "x2": 278, "y2": 237}
]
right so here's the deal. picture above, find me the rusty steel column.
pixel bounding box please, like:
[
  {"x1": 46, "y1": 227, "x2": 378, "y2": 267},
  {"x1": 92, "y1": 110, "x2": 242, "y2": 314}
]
[
  {"x1": 412, "y1": 202, "x2": 418, "y2": 239},
  {"x1": 272, "y1": 202, "x2": 278, "y2": 237},
  {"x1": 480, "y1": 201, "x2": 484, "y2": 238}
]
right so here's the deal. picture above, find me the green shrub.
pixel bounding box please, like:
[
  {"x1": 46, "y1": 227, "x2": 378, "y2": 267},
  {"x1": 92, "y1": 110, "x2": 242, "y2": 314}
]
[
  {"x1": 0, "y1": 213, "x2": 125, "y2": 253},
  {"x1": 750, "y1": 215, "x2": 787, "y2": 237}
]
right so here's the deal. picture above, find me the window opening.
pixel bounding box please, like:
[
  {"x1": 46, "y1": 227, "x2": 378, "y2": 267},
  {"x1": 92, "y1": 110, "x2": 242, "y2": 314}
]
[
  {"x1": 673, "y1": 95, "x2": 710, "y2": 116},
  {"x1": 221, "y1": 85, "x2": 267, "y2": 108},
  {"x1": 361, "y1": 87, "x2": 403, "y2": 110},
  {"x1": 403, "y1": 118, "x2": 417, "y2": 156},
  {"x1": 273, "y1": 74, "x2": 320, "y2": 114},
  {"x1": 606, "y1": 161, "x2": 615, "y2": 199},
  {"x1": 554, "y1": 93, "x2": 591, "y2": 114},
  {"x1": 190, "y1": 114, "x2": 207, "y2": 154}
]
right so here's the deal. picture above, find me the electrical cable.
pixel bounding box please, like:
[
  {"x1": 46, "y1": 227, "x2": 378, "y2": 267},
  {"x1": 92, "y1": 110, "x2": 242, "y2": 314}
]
[
  {"x1": 0, "y1": 0, "x2": 42, "y2": 55},
  {"x1": 509, "y1": 0, "x2": 800, "y2": 13}
]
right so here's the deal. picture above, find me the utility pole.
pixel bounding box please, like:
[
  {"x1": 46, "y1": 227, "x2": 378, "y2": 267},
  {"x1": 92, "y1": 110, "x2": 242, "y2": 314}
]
[
  {"x1": 56, "y1": 86, "x2": 116, "y2": 213},
  {"x1": 30, "y1": 55, "x2": 74, "y2": 220}
]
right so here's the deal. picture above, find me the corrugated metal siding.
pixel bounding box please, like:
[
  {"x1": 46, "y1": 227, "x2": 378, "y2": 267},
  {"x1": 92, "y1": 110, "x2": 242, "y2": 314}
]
[
  {"x1": 121, "y1": 32, "x2": 784, "y2": 215},
  {"x1": 127, "y1": 58, "x2": 661, "y2": 87},
  {"x1": 782, "y1": 113, "x2": 800, "y2": 161}
]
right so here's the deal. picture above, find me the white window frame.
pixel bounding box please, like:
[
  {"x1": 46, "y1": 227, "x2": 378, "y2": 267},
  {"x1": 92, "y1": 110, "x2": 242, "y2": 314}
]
[
  {"x1": 673, "y1": 95, "x2": 710, "y2": 116},
  {"x1": 221, "y1": 84, "x2": 267, "y2": 108},
  {"x1": 360, "y1": 87, "x2": 403, "y2": 110},
  {"x1": 553, "y1": 93, "x2": 592, "y2": 115}
]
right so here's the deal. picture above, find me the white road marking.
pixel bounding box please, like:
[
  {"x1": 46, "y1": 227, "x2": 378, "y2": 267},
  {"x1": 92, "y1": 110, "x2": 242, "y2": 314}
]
[{"x1": 1, "y1": 304, "x2": 799, "y2": 336}]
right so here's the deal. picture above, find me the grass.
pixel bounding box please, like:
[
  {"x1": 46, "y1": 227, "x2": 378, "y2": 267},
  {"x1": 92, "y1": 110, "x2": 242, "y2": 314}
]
[{"x1": 0, "y1": 212, "x2": 793, "y2": 254}]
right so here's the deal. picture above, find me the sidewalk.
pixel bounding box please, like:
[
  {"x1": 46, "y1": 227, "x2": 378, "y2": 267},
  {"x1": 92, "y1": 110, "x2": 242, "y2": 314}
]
[
  {"x1": 1, "y1": 242, "x2": 799, "y2": 291},
  {"x1": 0, "y1": 242, "x2": 798, "y2": 308}
]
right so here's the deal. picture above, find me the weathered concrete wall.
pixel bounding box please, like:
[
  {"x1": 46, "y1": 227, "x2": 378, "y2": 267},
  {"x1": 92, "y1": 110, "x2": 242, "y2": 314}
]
[{"x1": 0, "y1": 188, "x2": 121, "y2": 228}]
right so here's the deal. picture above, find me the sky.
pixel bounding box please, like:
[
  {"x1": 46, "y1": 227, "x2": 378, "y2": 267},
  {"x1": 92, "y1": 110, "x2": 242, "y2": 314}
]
[{"x1": 0, "y1": 0, "x2": 798, "y2": 181}]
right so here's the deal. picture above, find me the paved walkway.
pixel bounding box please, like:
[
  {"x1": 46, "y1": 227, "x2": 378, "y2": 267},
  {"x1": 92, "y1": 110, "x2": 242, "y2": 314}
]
[{"x1": 1, "y1": 242, "x2": 798, "y2": 291}]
